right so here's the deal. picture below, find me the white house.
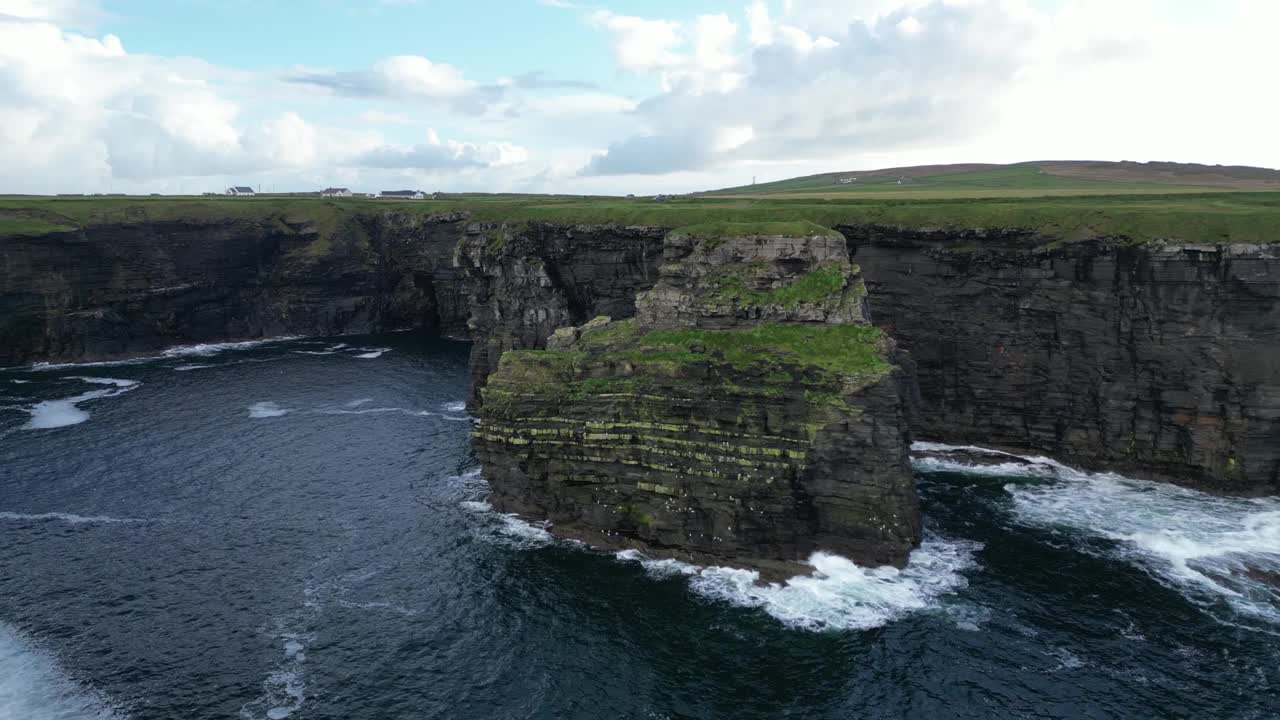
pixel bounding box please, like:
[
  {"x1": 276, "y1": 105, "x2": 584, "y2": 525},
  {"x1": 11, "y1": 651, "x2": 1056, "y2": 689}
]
[
  {"x1": 321, "y1": 187, "x2": 353, "y2": 198},
  {"x1": 226, "y1": 186, "x2": 255, "y2": 196},
  {"x1": 381, "y1": 190, "x2": 425, "y2": 200}
]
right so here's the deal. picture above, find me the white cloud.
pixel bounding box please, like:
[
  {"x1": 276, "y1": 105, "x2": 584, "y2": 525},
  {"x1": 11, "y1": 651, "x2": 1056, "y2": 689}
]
[
  {"x1": 285, "y1": 55, "x2": 506, "y2": 115},
  {"x1": 0, "y1": 12, "x2": 529, "y2": 193},
  {"x1": 0, "y1": 0, "x2": 1276, "y2": 196},
  {"x1": 578, "y1": 0, "x2": 1280, "y2": 179},
  {"x1": 589, "y1": 10, "x2": 684, "y2": 72}
]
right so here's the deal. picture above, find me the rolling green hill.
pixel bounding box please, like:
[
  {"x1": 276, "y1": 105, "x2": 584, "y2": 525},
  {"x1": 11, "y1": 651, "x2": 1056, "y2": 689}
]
[{"x1": 701, "y1": 161, "x2": 1280, "y2": 198}]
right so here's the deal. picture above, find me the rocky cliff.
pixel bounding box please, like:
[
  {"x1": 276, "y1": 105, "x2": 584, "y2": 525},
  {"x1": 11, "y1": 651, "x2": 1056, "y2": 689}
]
[
  {"x1": 472, "y1": 225, "x2": 920, "y2": 577},
  {"x1": 0, "y1": 211, "x2": 471, "y2": 365},
  {"x1": 4, "y1": 207, "x2": 1278, "y2": 497},
  {"x1": 843, "y1": 228, "x2": 1280, "y2": 495},
  {"x1": 454, "y1": 222, "x2": 665, "y2": 404}
]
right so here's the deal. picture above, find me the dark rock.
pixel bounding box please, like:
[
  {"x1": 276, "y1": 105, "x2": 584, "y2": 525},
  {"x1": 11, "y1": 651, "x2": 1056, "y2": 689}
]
[
  {"x1": 472, "y1": 229, "x2": 921, "y2": 577},
  {"x1": 0, "y1": 212, "x2": 472, "y2": 365},
  {"x1": 843, "y1": 227, "x2": 1280, "y2": 495}
]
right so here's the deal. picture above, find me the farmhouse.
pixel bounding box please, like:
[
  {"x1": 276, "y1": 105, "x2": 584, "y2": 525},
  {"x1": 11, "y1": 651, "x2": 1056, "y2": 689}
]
[
  {"x1": 321, "y1": 187, "x2": 353, "y2": 198},
  {"x1": 225, "y1": 186, "x2": 255, "y2": 196},
  {"x1": 381, "y1": 190, "x2": 426, "y2": 200}
]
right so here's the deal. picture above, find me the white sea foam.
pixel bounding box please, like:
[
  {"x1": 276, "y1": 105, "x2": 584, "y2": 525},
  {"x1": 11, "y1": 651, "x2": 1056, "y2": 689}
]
[
  {"x1": 20, "y1": 337, "x2": 299, "y2": 372},
  {"x1": 248, "y1": 402, "x2": 291, "y2": 419},
  {"x1": 911, "y1": 441, "x2": 1058, "y2": 478},
  {"x1": 687, "y1": 538, "x2": 982, "y2": 632},
  {"x1": 161, "y1": 337, "x2": 300, "y2": 359},
  {"x1": 0, "y1": 622, "x2": 123, "y2": 719},
  {"x1": 353, "y1": 348, "x2": 390, "y2": 359},
  {"x1": 10, "y1": 379, "x2": 30, "y2": 384},
  {"x1": 441, "y1": 401, "x2": 467, "y2": 413},
  {"x1": 241, "y1": 631, "x2": 311, "y2": 720},
  {"x1": 21, "y1": 378, "x2": 140, "y2": 430},
  {"x1": 0, "y1": 511, "x2": 144, "y2": 525},
  {"x1": 344, "y1": 398, "x2": 374, "y2": 408},
  {"x1": 171, "y1": 364, "x2": 215, "y2": 371},
  {"x1": 615, "y1": 549, "x2": 701, "y2": 579},
  {"x1": 462, "y1": 467, "x2": 979, "y2": 631},
  {"x1": 314, "y1": 407, "x2": 432, "y2": 418},
  {"x1": 1006, "y1": 470, "x2": 1280, "y2": 626},
  {"x1": 65, "y1": 377, "x2": 137, "y2": 388},
  {"x1": 917, "y1": 442, "x2": 1280, "y2": 628}
]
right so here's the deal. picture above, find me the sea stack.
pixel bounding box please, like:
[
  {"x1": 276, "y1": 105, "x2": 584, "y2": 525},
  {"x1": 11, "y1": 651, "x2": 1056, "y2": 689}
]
[{"x1": 472, "y1": 222, "x2": 920, "y2": 578}]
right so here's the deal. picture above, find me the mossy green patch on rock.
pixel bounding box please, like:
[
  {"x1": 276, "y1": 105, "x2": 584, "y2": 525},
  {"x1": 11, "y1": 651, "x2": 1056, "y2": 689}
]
[{"x1": 711, "y1": 262, "x2": 849, "y2": 308}]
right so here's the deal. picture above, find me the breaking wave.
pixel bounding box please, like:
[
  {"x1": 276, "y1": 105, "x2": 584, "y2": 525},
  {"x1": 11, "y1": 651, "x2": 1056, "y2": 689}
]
[
  {"x1": 0, "y1": 622, "x2": 124, "y2": 719},
  {"x1": 353, "y1": 348, "x2": 390, "y2": 360},
  {"x1": 685, "y1": 538, "x2": 981, "y2": 632},
  {"x1": 916, "y1": 442, "x2": 1280, "y2": 629}
]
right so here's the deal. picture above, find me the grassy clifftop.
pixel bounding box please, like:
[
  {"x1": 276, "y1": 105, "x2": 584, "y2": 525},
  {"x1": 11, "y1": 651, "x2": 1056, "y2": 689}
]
[{"x1": 2, "y1": 191, "x2": 1279, "y2": 244}]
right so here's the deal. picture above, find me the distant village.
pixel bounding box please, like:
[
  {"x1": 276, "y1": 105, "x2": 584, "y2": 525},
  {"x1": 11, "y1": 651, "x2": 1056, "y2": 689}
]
[{"x1": 221, "y1": 186, "x2": 440, "y2": 200}]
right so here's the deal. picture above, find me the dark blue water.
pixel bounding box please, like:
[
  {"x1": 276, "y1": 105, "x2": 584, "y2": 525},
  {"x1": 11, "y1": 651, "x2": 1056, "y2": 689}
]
[{"x1": 1, "y1": 335, "x2": 1277, "y2": 719}]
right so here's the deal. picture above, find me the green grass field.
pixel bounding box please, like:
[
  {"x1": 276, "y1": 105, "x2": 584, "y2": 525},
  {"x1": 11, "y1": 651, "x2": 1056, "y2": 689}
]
[
  {"x1": 702, "y1": 161, "x2": 1280, "y2": 198},
  {"x1": 2, "y1": 188, "x2": 1279, "y2": 245}
]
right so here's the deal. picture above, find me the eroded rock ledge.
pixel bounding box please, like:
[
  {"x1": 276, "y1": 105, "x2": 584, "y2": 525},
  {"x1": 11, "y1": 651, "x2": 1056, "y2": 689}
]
[{"x1": 472, "y1": 225, "x2": 920, "y2": 578}]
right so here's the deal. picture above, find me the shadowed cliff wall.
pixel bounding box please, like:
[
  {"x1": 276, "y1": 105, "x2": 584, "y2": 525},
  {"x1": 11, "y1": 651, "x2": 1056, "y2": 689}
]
[{"x1": 843, "y1": 227, "x2": 1280, "y2": 495}]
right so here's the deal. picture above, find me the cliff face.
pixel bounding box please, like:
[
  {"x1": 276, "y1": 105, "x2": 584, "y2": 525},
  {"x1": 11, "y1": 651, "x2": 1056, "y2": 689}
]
[
  {"x1": 472, "y1": 229, "x2": 920, "y2": 577},
  {"x1": 844, "y1": 228, "x2": 1280, "y2": 495},
  {"x1": 0, "y1": 212, "x2": 471, "y2": 365},
  {"x1": 5, "y1": 210, "x2": 1278, "y2": 497},
  {"x1": 455, "y1": 222, "x2": 665, "y2": 404}
]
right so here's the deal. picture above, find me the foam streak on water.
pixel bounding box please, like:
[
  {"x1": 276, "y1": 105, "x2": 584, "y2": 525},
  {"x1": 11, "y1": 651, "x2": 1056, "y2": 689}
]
[
  {"x1": 16, "y1": 337, "x2": 300, "y2": 371},
  {"x1": 0, "y1": 512, "x2": 146, "y2": 525},
  {"x1": 915, "y1": 442, "x2": 1280, "y2": 628},
  {"x1": 20, "y1": 378, "x2": 140, "y2": 430},
  {"x1": 0, "y1": 622, "x2": 123, "y2": 719}
]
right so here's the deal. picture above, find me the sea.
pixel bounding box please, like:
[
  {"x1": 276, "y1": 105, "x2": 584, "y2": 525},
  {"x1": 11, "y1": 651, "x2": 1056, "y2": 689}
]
[{"x1": 1, "y1": 334, "x2": 1276, "y2": 719}]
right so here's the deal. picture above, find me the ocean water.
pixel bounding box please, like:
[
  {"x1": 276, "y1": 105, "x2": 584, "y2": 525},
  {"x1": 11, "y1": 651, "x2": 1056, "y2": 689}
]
[{"x1": 1, "y1": 335, "x2": 1277, "y2": 719}]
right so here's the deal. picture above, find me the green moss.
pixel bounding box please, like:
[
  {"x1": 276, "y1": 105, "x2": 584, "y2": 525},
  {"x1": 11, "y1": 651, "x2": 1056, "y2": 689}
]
[
  {"x1": 620, "y1": 504, "x2": 656, "y2": 526},
  {"x1": 712, "y1": 262, "x2": 848, "y2": 307},
  {"x1": 636, "y1": 323, "x2": 889, "y2": 380}
]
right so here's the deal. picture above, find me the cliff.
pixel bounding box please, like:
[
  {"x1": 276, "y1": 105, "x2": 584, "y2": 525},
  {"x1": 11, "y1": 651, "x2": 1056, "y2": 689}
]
[
  {"x1": 843, "y1": 228, "x2": 1280, "y2": 495},
  {"x1": 0, "y1": 211, "x2": 471, "y2": 365},
  {"x1": 454, "y1": 222, "x2": 665, "y2": 405},
  {"x1": 3, "y1": 196, "x2": 1278, "y2": 497},
  {"x1": 472, "y1": 225, "x2": 920, "y2": 577}
]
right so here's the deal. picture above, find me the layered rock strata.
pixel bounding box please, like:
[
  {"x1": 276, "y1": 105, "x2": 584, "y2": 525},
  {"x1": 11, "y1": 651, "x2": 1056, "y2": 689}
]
[
  {"x1": 843, "y1": 228, "x2": 1280, "y2": 495},
  {"x1": 0, "y1": 211, "x2": 472, "y2": 365},
  {"x1": 473, "y1": 227, "x2": 920, "y2": 577}
]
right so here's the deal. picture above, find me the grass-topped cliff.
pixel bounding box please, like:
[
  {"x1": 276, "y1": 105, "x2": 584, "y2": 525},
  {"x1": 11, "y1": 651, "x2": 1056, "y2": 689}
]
[
  {"x1": 472, "y1": 224, "x2": 921, "y2": 575},
  {"x1": 3, "y1": 191, "x2": 1280, "y2": 245}
]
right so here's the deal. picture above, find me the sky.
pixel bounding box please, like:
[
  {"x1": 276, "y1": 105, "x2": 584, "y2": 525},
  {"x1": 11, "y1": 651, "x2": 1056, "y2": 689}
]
[{"x1": 0, "y1": 0, "x2": 1276, "y2": 195}]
